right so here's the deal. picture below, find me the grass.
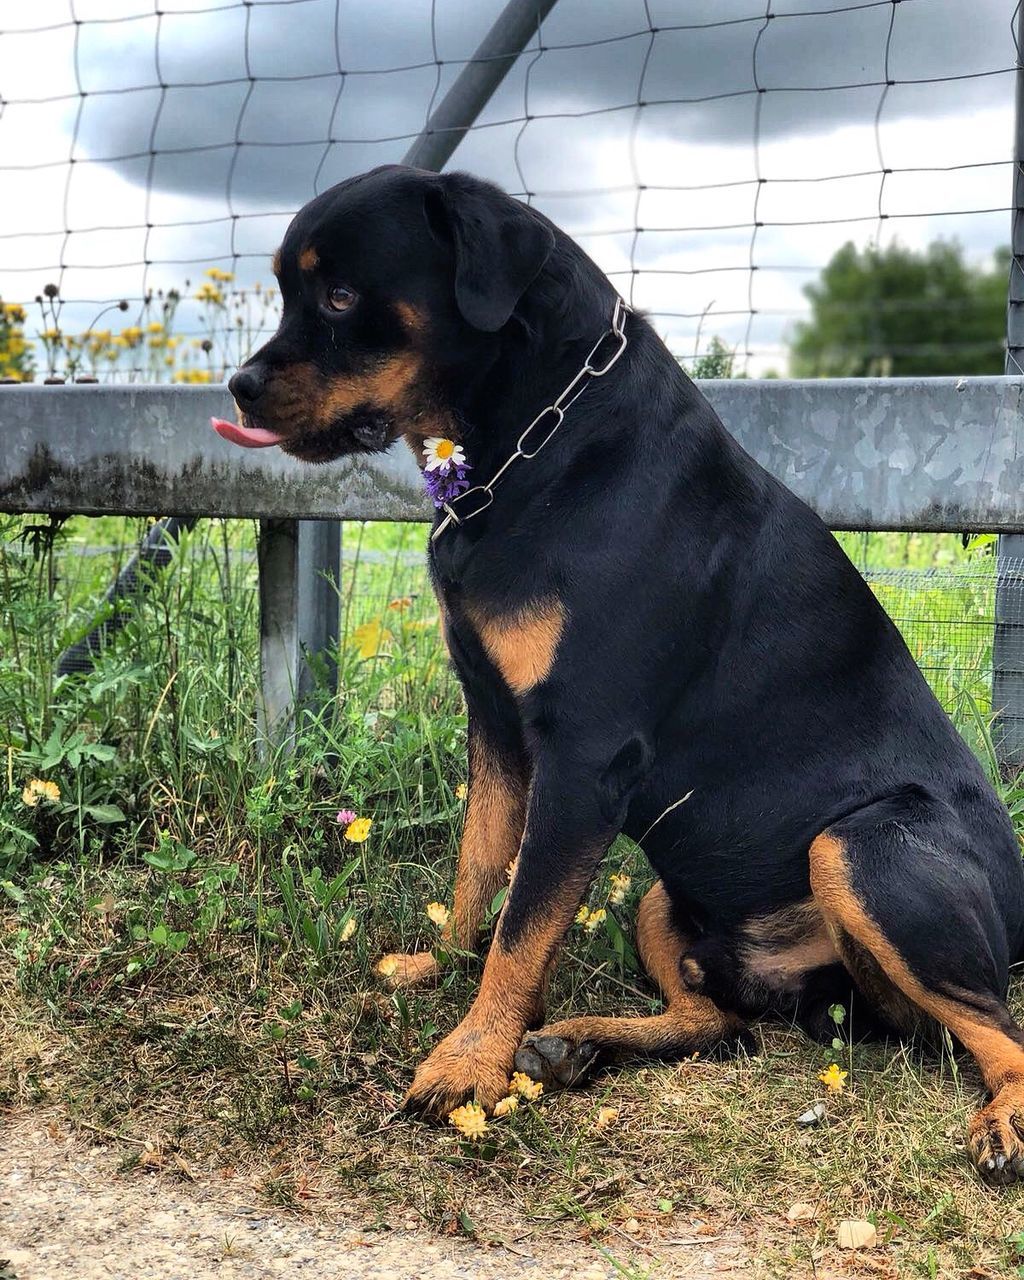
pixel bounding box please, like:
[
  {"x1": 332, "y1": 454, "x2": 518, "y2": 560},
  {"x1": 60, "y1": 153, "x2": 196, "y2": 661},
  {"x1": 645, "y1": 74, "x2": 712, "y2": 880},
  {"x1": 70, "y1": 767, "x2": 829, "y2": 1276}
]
[{"x1": 1, "y1": 516, "x2": 1023, "y2": 1277}]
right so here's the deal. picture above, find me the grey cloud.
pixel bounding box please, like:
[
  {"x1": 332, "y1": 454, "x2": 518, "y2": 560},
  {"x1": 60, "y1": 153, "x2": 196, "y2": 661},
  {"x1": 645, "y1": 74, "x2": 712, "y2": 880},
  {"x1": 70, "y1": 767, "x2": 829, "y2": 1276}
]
[{"x1": 63, "y1": 0, "x2": 1015, "y2": 210}]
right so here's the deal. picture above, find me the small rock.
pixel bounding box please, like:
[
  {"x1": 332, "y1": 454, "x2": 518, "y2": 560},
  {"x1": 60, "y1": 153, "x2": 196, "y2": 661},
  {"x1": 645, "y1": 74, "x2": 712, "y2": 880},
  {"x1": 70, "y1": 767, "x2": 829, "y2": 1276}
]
[
  {"x1": 786, "y1": 1202, "x2": 816, "y2": 1222},
  {"x1": 796, "y1": 1103, "x2": 827, "y2": 1126},
  {"x1": 837, "y1": 1219, "x2": 877, "y2": 1249},
  {"x1": 622, "y1": 1217, "x2": 640, "y2": 1234}
]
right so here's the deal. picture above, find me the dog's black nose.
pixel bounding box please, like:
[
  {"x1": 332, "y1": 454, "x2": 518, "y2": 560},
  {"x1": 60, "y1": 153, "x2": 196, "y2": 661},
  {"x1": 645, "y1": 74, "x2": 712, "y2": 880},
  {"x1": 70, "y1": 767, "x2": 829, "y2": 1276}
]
[{"x1": 228, "y1": 365, "x2": 266, "y2": 410}]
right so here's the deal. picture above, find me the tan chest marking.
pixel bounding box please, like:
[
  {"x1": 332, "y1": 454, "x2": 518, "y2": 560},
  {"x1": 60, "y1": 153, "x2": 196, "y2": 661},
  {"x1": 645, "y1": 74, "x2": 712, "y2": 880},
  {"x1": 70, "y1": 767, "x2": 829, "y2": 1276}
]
[{"x1": 467, "y1": 600, "x2": 566, "y2": 694}]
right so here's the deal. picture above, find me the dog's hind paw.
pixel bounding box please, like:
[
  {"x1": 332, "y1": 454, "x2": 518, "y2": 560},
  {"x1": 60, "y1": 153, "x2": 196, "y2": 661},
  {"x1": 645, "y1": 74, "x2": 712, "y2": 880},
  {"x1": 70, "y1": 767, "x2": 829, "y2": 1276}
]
[
  {"x1": 968, "y1": 1087, "x2": 1024, "y2": 1186},
  {"x1": 514, "y1": 1032, "x2": 600, "y2": 1091}
]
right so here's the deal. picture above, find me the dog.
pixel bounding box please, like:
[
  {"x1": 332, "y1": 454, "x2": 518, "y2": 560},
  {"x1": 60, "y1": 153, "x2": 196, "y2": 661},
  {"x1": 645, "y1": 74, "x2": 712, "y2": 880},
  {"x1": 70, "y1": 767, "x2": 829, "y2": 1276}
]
[{"x1": 218, "y1": 164, "x2": 1024, "y2": 1185}]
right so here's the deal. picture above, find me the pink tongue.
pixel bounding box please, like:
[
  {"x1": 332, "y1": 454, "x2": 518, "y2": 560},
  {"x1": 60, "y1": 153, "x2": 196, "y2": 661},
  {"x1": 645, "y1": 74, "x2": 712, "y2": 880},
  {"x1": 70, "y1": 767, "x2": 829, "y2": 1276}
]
[{"x1": 211, "y1": 416, "x2": 285, "y2": 449}]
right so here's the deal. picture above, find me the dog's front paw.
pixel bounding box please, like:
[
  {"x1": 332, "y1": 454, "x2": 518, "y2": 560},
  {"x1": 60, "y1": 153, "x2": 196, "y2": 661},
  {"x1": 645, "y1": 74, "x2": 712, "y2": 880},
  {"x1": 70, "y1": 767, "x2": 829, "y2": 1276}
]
[
  {"x1": 403, "y1": 1027, "x2": 513, "y2": 1118},
  {"x1": 376, "y1": 951, "x2": 440, "y2": 989}
]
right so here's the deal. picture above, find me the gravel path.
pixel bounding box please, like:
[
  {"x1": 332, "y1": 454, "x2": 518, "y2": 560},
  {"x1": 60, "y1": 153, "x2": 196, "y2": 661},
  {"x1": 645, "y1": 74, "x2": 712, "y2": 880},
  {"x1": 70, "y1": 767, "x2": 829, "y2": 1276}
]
[{"x1": 0, "y1": 1120, "x2": 746, "y2": 1279}]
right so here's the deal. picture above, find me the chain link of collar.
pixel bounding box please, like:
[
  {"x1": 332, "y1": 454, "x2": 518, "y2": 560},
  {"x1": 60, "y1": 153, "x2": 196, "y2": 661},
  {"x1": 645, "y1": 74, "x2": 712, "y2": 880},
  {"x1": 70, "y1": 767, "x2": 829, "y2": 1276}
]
[{"x1": 430, "y1": 296, "x2": 631, "y2": 543}]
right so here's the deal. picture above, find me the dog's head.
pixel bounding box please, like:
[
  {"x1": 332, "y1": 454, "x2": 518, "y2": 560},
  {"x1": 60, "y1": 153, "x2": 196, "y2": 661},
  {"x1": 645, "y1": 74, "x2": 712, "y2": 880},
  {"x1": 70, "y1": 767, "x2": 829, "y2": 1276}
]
[{"x1": 222, "y1": 166, "x2": 555, "y2": 463}]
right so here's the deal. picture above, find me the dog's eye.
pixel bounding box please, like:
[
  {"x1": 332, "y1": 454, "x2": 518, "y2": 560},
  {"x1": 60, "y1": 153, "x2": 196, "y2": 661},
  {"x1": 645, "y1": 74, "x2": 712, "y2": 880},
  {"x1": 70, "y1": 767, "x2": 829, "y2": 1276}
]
[{"x1": 326, "y1": 284, "x2": 357, "y2": 313}]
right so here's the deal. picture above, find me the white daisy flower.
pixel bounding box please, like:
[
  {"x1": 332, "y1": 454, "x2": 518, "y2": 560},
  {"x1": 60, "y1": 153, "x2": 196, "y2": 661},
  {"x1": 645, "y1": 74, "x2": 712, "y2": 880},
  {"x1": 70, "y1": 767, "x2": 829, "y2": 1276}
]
[{"x1": 423, "y1": 436, "x2": 466, "y2": 472}]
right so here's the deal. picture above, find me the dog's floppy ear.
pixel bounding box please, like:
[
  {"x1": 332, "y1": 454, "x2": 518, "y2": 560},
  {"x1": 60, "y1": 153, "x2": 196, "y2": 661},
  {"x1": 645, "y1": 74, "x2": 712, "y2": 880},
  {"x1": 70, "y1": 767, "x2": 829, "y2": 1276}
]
[{"x1": 425, "y1": 174, "x2": 555, "y2": 332}]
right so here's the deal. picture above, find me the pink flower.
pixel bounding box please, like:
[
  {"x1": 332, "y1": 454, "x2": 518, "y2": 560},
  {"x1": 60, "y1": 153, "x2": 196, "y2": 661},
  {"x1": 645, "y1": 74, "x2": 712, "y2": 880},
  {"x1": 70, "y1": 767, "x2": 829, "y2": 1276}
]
[{"x1": 336, "y1": 808, "x2": 356, "y2": 826}]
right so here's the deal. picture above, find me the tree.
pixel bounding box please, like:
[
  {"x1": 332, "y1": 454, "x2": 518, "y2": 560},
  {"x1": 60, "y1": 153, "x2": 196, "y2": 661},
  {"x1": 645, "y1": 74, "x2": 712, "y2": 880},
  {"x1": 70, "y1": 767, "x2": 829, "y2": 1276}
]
[{"x1": 788, "y1": 240, "x2": 1008, "y2": 378}]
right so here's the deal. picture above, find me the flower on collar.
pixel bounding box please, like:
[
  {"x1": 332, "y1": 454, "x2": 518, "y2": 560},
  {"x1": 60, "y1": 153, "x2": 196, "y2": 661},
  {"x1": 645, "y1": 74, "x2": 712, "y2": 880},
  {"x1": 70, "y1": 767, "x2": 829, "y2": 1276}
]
[
  {"x1": 421, "y1": 435, "x2": 471, "y2": 509},
  {"x1": 423, "y1": 436, "x2": 466, "y2": 472}
]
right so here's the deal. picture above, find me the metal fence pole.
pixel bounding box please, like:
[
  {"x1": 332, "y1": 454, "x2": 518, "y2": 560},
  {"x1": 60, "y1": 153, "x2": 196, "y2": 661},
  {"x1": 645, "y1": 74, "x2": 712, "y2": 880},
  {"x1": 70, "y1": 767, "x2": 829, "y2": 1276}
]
[
  {"x1": 992, "y1": 2, "x2": 1024, "y2": 772},
  {"x1": 278, "y1": 0, "x2": 561, "y2": 743}
]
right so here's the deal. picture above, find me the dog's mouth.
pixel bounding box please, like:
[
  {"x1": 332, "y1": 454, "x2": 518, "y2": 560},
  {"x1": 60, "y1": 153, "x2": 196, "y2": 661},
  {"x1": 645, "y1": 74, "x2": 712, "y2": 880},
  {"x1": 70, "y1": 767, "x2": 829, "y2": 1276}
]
[{"x1": 212, "y1": 408, "x2": 396, "y2": 465}]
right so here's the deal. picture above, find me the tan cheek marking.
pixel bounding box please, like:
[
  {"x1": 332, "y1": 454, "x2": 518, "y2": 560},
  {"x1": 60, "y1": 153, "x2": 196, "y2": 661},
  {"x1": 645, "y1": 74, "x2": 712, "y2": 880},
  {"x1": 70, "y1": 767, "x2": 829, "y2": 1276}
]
[
  {"x1": 298, "y1": 245, "x2": 319, "y2": 272},
  {"x1": 317, "y1": 353, "x2": 421, "y2": 424},
  {"x1": 395, "y1": 301, "x2": 425, "y2": 331},
  {"x1": 271, "y1": 249, "x2": 282, "y2": 277},
  {"x1": 810, "y1": 833, "x2": 1024, "y2": 1094},
  {"x1": 467, "y1": 601, "x2": 566, "y2": 694}
]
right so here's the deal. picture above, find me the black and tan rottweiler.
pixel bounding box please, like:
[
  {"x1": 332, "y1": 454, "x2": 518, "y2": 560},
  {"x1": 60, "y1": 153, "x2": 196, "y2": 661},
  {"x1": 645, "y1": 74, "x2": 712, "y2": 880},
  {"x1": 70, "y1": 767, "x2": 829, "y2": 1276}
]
[{"x1": 219, "y1": 164, "x2": 1024, "y2": 1184}]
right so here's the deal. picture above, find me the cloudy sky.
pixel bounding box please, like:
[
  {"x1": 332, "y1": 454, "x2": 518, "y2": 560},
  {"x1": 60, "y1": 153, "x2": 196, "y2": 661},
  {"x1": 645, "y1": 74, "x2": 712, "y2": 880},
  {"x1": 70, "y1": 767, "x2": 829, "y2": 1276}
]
[{"x1": 0, "y1": 0, "x2": 1017, "y2": 373}]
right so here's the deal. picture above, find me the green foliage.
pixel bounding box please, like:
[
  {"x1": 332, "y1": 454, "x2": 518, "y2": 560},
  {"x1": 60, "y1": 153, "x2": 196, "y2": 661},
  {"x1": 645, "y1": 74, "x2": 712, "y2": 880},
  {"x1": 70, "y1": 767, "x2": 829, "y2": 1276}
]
[
  {"x1": 690, "y1": 335, "x2": 737, "y2": 379},
  {"x1": 789, "y1": 239, "x2": 1008, "y2": 377}
]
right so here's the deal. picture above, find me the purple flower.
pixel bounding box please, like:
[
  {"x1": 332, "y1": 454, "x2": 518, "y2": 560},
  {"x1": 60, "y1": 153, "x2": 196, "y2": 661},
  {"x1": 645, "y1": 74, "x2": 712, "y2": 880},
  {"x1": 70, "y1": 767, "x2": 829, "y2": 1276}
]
[
  {"x1": 336, "y1": 808, "x2": 356, "y2": 826},
  {"x1": 423, "y1": 460, "x2": 471, "y2": 509}
]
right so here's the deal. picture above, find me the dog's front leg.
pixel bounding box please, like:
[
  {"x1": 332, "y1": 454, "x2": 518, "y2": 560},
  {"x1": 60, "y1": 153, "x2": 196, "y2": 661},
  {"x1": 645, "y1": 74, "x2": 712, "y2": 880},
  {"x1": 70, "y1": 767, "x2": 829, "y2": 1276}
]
[
  {"x1": 377, "y1": 720, "x2": 527, "y2": 987},
  {"x1": 403, "y1": 748, "x2": 616, "y2": 1117}
]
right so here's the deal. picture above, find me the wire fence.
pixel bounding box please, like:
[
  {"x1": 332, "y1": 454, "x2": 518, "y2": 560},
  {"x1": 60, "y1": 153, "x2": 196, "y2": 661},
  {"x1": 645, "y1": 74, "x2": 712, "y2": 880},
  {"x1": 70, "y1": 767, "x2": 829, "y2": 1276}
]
[{"x1": 0, "y1": 0, "x2": 1018, "y2": 379}]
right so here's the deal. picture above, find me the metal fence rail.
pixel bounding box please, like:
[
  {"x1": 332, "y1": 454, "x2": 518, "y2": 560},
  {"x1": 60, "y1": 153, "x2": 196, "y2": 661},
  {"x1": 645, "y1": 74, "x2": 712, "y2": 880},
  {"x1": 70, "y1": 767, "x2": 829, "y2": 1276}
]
[{"x1": 4, "y1": 374, "x2": 1024, "y2": 765}]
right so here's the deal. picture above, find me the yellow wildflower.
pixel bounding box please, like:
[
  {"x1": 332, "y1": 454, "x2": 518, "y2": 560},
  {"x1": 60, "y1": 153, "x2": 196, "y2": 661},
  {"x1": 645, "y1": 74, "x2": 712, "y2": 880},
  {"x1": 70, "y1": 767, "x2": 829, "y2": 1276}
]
[
  {"x1": 120, "y1": 326, "x2": 143, "y2": 346},
  {"x1": 608, "y1": 873, "x2": 631, "y2": 906},
  {"x1": 455, "y1": 783, "x2": 468, "y2": 801},
  {"x1": 575, "y1": 905, "x2": 591, "y2": 926},
  {"x1": 509, "y1": 1072, "x2": 543, "y2": 1102},
  {"x1": 344, "y1": 816, "x2": 372, "y2": 843},
  {"x1": 426, "y1": 902, "x2": 450, "y2": 929},
  {"x1": 146, "y1": 321, "x2": 164, "y2": 333},
  {"x1": 448, "y1": 1102, "x2": 488, "y2": 1140},
  {"x1": 376, "y1": 956, "x2": 398, "y2": 978},
  {"x1": 583, "y1": 907, "x2": 606, "y2": 934},
  {"x1": 492, "y1": 1095, "x2": 519, "y2": 1118},
  {"x1": 387, "y1": 595, "x2": 413, "y2": 611},
  {"x1": 819, "y1": 1063, "x2": 848, "y2": 1094},
  {"x1": 195, "y1": 282, "x2": 224, "y2": 305},
  {"x1": 22, "y1": 778, "x2": 60, "y2": 807},
  {"x1": 594, "y1": 1106, "x2": 619, "y2": 1131},
  {"x1": 340, "y1": 917, "x2": 358, "y2": 943}
]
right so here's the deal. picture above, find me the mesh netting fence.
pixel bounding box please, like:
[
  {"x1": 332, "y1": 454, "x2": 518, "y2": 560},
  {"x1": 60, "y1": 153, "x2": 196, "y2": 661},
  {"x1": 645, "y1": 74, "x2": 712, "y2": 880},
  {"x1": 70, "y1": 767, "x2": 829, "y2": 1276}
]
[{"x1": 0, "y1": 0, "x2": 1018, "y2": 379}]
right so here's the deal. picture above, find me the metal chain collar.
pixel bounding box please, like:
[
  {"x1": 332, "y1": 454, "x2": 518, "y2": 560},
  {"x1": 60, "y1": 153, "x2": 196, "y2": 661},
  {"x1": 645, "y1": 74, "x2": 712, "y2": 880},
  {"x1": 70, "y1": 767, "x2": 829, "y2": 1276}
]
[{"x1": 430, "y1": 296, "x2": 632, "y2": 543}]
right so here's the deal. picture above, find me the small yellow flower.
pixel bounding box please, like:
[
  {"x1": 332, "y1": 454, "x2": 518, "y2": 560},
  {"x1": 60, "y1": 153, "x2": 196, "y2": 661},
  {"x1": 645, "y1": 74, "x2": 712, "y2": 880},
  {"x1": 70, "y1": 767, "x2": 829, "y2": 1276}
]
[
  {"x1": 387, "y1": 595, "x2": 414, "y2": 611},
  {"x1": 594, "y1": 1106, "x2": 619, "y2": 1131},
  {"x1": 509, "y1": 1072, "x2": 543, "y2": 1102},
  {"x1": 608, "y1": 873, "x2": 631, "y2": 906},
  {"x1": 22, "y1": 778, "x2": 60, "y2": 806},
  {"x1": 344, "y1": 817, "x2": 372, "y2": 843},
  {"x1": 448, "y1": 1102, "x2": 488, "y2": 1140},
  {"x1": 819, "y1": 1063, "x2": 848, "y2": 1094},
  {"x1": 575, "y1": 905, "x2": 591, "y2": 926},
  {"x1": 492, "y1": 1095, "x2": 519, "y2": 1118},
  {"x1": 340, "y1": 917, "x2": 358, "y2": 943},
  {"x1": 426, "y1": 902, "x2": 450, "y2": 929},
  {"x1": 146, "y1": 321, "x2": 164, "y2": 334},
  {"x1": 583, "y1": 907, "x2": 606, "y2": 934},
  {"x1": 376, "y1": 956, "x2": 398, "y2": 977},
  {"x1": 455, "y1": 782, "x2": 468, "y2": 801}
]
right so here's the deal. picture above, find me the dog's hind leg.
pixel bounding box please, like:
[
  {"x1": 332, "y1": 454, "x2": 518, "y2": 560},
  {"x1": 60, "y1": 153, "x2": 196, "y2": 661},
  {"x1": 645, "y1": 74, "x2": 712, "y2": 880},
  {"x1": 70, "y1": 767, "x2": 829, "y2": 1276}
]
[
  {"x1": 514, "y1": 880, "x2": 749, "y2": 1089},
  {"x1": 377, "y1": 726, "x2": 527, "y2": 987},
  {"x1": 809, "y1": 794, "x2": 1024, "y2": 1185}
]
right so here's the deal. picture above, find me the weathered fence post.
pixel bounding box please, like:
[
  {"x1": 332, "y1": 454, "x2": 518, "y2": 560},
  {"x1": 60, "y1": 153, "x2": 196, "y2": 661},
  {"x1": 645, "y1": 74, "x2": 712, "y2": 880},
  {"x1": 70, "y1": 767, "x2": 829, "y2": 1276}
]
[
  {"x1": 991, "y1": 1, "x2": 1024, "y2": 772},
  {"x1": 259, "y1": 519, "x2": 341, "y2": 747}
]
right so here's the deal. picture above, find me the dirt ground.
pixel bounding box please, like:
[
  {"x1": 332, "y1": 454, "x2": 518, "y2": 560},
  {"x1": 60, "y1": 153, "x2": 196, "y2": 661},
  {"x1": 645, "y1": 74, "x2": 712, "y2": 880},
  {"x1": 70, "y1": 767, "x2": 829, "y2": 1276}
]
[{"x1": 0, "y1": 1117, "x2": 749, "y2": 1279}]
